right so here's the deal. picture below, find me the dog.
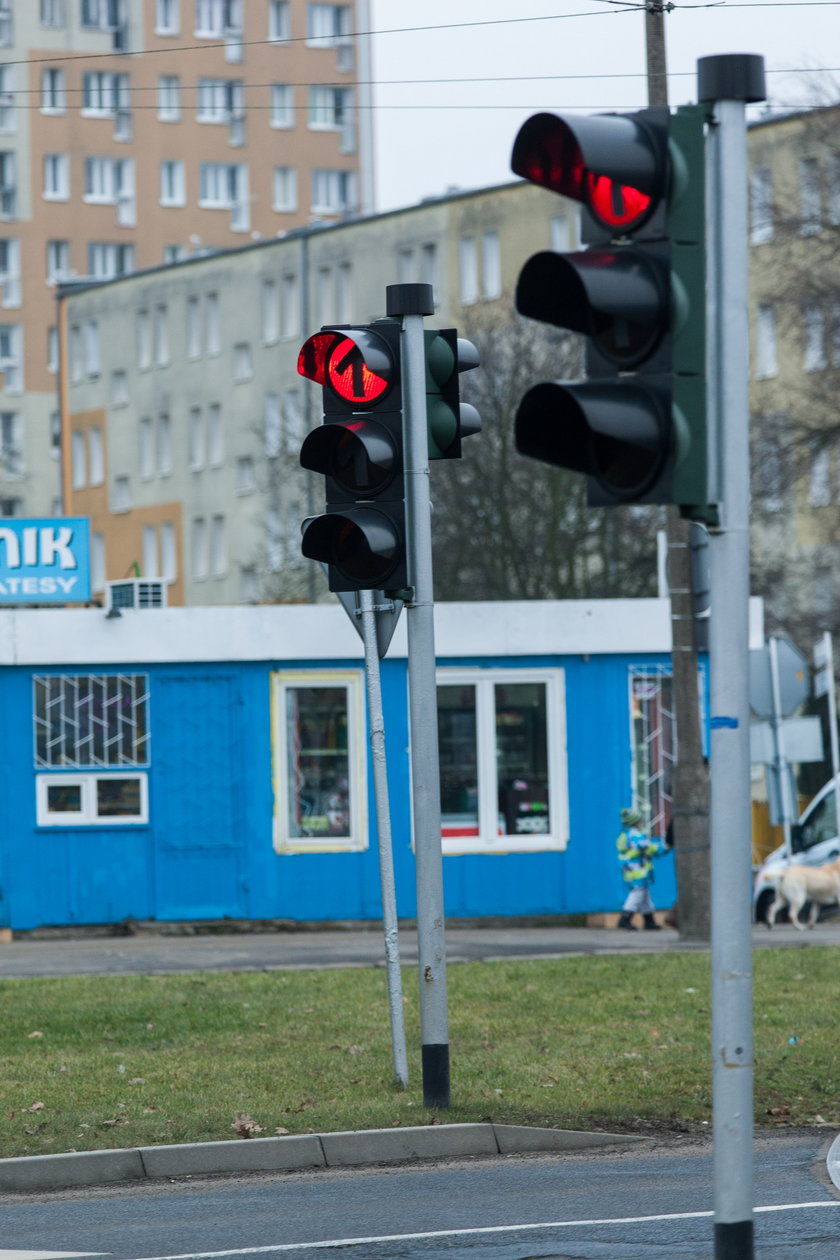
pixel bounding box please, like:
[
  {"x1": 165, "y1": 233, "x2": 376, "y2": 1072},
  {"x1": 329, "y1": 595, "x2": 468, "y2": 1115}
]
[{"x1": 766, "y1": 857, "x2": 840, "y2": 930}]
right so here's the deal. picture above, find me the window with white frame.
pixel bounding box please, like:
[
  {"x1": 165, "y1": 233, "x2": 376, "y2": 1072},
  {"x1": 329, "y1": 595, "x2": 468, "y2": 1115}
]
[
  {"x1": 161, "y1": 521, "x2": 176, "y2": 581},
  {"x1": 143, "y1": 524, "x2": 158, "y2": 577},
  {"x1": 156, "y1": 0, "x2": 179, "y2": 33},
  {"x1": 803, "y1": 301, "x2": 826, "y2": 371},
  {"x1": 153, "y1": 304, "x2": 169, "y2": 366},
  {"x1": 136, "y1": 307, "x2": 152, "y2": 370},
  {"x1": 186, "y1": 295, "x2": 201, "y2": 358},
  {"x1": 189, "y1": 406, "x2": 205, "y2": 469},
  {"x1": 629, "y1": 667, "x2": 675, "y2": 839},
  {"x1": 0, "y1": 149, "x2": 14, "y2": 216},
  {"x1": 750, "y1": 167, "x2": 773, "y2": 245},
  {"x1": 111, "y1": 369, "x2": 129, "y2": 407},
  {"x1": 88, "y1": 242, "x2": 134, "y2": 278},
  {"x1": 0, "y1": 321, "x2": 22, "y2": 392},
  {"x1": 0, "y1": 236, "x2": 20, "y2": 305},
  {"x1": 271, "y1": 670, "x2": 368, "y2": 853},
  {"x1": 139, "y1": 416, "x2": 154, "y2": 479},
  {"x1": 46, "y1": 238, "x2": 70, "y2": 285},
  {"x1": 157, "y1": 75, "x2": 181, "y2": 121},
  {"x1": 261, "y1": 279, "x2": 279, "y2": 344},
  {"x1": 273, "y1": 165, "x2": 297, "y2": 212},
  {"x1": 205, "y1": 292, "x2": 220, "y2": 355},
  {"x1": 236, "y1": 455, "x2": 256, "y2": 494},
  {"x1": 84, "y1": 320, "x2": 101, "y2": 377},
  {"x1": 157, "y1": 413, "x2": 172, "y2": 476},
  {"x1": 197, "y1": 78, "x2": 242, "y2": 122},
  {"x1": 91, "y1": 531, "x2": 105, "y2": 592},
  {"x1": 755, "y1": 304, "x2": 778, "y2": 380},
  {"x1": 160, "y1": 159, "x2": 185, "y2": 206},
  {"x1": 163, "y1": 244, "x2": 187, "y2": 265},
  {"x1": 192, "y1": 515, "x2": 208, "y2": 578},
  {"x1": 82, "y1": 71, "x2": 130, "y2": 117},
  {"x1": 270, "y1": 84, "x2": 293, "y2": 127},
  {"x1": 458, "y1": 236, "x2": 478, "y2": 305},
  {"x1": 437, "y1": 669, "x2": 568, "y2": 854},
  {"x1": 88, "y1": 425, "x2": 104, "y2": 485},
  {"x1": 308, "y1": 85, "x2": 351, "y2": 129},
  {"x1": 69, "y1": 324, "x2": 83, "y2": 386},
  {"x1": 84, "y1": 156, "x2": 133, "y2": 205},
  {"x1": 81, "y1": 0, "x2": 112, "y2": 28},
  {"x1": 280, "y1": 272, "x2": 299, "y2": 336},
  {"x1": 799, "y1": 157, "x2": 821, "y2": 235},
  {"x1": 240, "y1": 565, "x2": 257, "y2": 603},
  {"x1": 266, "y1": 507, "x2": 282, "y2": 571},
  {"x1": 71, "y1": 428, "x2": 86, "y2": 487},
  {"x1": 233, "y1": 341, "x2": 252, "y2": 381},
  {"x1": 268, "y1": 0, "x2": 290, "y2": 41},
  {"x1": 311, "y1": 168, "x2": 355, "y2": 215},
  {"x1": 111, "y1": 475, "x2": 132, "y2": 513},
  {"x1": 47, "y1": 326, "x2": 59, "y2": 374},
  {"x1": 264, "y1": 391, "x2": 281, "y2": 456},
  {"x1": 209, "y1": 514, "x2": 225, "y2": 576},
  {"x1": 199, "y1": 161, "x2": 243, "y2": 206},
  {"x1": 194, "y1": 0, "x2": 225, "y2": 35},
  {"x1": 41, "y1": 66, "x2": 66, "y2": 114},
  {"x1": 42, "y1": 153, "x2": 67, "y2": 201},
  {"x1": 809, "y1": 440, "x2": 831, "y2": 507},
  {"x1": 306, "y1": 3, "x2": 351, "y2": 46},
  {"x1": 207, "y1": 402, "x2": 223, "y2": 465},
  {"x1": 0, "y1": 409, "x2": 21, "y2": 477},
  {"x1": 481, "y1": 231, "x2": 502, "y2": 300},
  {"x1": 33, "y1": 673, "x2": 150, "y2": 827},
  {"x1": 0, "y1": 70, "x2": 12, "y2": 137},
  {"x1": 41, "y1": 0, "x2": 66, "y2": 25}
]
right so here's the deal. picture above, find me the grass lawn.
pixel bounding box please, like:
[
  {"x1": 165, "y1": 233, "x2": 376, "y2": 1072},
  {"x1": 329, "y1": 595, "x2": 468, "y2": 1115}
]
[{"x1": 1, "y1": 948, "x2": 838, "y2": 1159}]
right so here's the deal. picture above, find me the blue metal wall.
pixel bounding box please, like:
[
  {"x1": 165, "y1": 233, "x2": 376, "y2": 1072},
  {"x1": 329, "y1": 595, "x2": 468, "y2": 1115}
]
[{"x1": 0, "y1": 651, "x2": 676, "y2": 930}]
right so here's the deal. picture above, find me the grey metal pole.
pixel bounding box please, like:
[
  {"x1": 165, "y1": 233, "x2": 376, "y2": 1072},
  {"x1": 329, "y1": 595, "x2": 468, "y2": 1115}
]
[
  {"x1": 359, "y1": 586, "x2": 409, "y2": 1090},
  {"x1": 386, "y1": 283, "x2": 450, "y2": 1109},
  {"x1": 769, "y1": 636, "x2": 794, "y2": 860},
  {"x1": 699, "y1": 53, "x2": 766, "y2": 1260}
]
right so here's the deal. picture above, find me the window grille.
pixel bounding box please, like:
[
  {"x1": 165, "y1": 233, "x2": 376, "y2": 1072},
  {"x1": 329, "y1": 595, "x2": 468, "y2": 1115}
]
[
  {"x1": 629, "y1": 666, "x2": 675, "y2": 838},
  {"x1": 34, "y1": 674, "x2": 150, "y2": 767}
]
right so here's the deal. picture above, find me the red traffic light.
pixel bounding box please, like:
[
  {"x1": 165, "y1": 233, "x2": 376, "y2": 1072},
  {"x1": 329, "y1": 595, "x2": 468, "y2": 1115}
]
[
  {"x1": 511, "y1": 111, "x2": 667, "y2": 234},
  {"x1": 298, "y1": 329, "x2": 395, "y2": 407}
]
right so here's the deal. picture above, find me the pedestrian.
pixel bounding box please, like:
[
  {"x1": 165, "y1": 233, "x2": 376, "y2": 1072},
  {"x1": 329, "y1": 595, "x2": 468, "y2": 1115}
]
[{"x1": 616, "y1": 807, "x2": 665, "y2": 931}]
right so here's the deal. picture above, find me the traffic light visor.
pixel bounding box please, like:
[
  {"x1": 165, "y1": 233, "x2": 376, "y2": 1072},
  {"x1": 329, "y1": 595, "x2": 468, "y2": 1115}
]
[
  {"x1": 300, "y1": 419, "x2": 398, "y2": 497},
  {"x1": 511, "y1": 112, "x2": 663, "y2": 233},
  {"x1": 298, "y1": 329, "x2": 395, "y2": 407},
  {"x1": 301, "y1": 509, "x2": 401, "y2": 585}
]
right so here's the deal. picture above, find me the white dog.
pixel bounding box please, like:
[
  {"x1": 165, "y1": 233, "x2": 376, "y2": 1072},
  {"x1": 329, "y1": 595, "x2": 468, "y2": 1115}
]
[{"x1": 766, "y1": 857, "x2": 840, "y2": 930}]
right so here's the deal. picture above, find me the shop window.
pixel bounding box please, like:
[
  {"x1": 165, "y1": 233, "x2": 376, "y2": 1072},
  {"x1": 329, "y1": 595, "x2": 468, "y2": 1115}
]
[
  {"x1": 34, "y1": 673, "x2": 150, "y2": 767},
  {"x1": 629, "y1": 667, "x2": 676, "y2": 838},
  {"x1": 437, "y1": 669, "x2": 567, "y2": 854},
  {"x1": 36, "y1": 772, "x2": 148, "y2": 826},
  {"x1": 271, "y1": 671, "x2": 367, "y2": 853}
]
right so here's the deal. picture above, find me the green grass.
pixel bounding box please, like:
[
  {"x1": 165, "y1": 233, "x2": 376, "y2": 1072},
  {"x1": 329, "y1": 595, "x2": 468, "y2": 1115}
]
[{"x1": 1, "y1": 949, "x2": 838, "y2": 1159}]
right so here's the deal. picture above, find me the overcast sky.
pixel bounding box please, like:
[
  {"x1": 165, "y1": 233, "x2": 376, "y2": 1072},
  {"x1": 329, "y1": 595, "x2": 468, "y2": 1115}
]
[{"x1": 368, "y1": 0, "x2": 840, "y2": 212}]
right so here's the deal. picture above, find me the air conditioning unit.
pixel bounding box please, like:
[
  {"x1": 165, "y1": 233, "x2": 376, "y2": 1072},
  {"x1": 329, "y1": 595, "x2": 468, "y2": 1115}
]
[{"x1": 105, "y1": 579, "x2": 167, "y2": 612}]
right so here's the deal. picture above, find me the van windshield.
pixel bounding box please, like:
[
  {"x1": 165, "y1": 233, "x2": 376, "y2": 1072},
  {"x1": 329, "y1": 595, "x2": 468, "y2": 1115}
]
[{"x1": 799, "y1": 787, "x2": 838, "y2": 851}]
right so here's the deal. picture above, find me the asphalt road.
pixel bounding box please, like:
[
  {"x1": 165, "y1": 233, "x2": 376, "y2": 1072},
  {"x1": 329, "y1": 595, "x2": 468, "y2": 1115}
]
[
  {"x1": 1, "y1": 1130, "x2": 838, "y2": 1259},
  {"x1": 2, "y1": 919, "x2": 839, "y2": 977}
]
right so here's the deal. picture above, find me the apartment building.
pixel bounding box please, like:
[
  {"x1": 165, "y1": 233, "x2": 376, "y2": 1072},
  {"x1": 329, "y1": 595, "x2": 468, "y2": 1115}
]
[
  {"x1": 59, "y1": 179, "x2": 578, "y2": 604},
  {"x1": 0, "y1": 0, "x2": 372, "y2": 524},
  {"x1": 747, "y1": 103, "x2": 840, "y2": 635}
]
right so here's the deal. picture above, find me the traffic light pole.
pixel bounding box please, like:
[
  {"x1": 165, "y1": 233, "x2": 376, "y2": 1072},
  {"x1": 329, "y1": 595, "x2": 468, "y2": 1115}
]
[
  {"x1": 699, "y1": 54, "x2": 766, "y2": 1260},
  {"x1": 386, "y1": 282, "x2": 451, "y2": 1109}
]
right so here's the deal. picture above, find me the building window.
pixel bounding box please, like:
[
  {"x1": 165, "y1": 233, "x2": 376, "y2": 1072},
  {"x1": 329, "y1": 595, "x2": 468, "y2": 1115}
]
[
  {"x1": 155, "y1": 0, "x2": 179, "y2": 33},
  {"x1": 209, "y1": 514, "x2": 225, "y2": 576},
  {"x1": 809, "y1": 441, "x2": 831, "y2": 507},
  {"x1": 271, "y1": 670, "x2": 368, "y2": 854},
  {"x1": 34, "y1": 673, "x2": 149, "y2": 767},
  {"x1": 161, "y1": 521, "x2": 176, "y2": 581},
  {"x1": 47, "y1": 326, "x2": 59, "y2": 374},
  {"x1": 41, "y1": 0, "x2": 66, "y2": 25},
  {"x1": 194, "y1": 0, "x2": 230, "y2": 36},
  {"x1": 311, "y1": 168, "x2": 356, "y2": 216},
  {"x1": 755, "y1": 304, "x2": 777, "y2": 380},
  {"x1": 36, "y1": 772, "x2": 149, "y2": 826},
  {"x1": 136, "y1": 307, "x2": 152, "y2": 370},
  {"x1": 143, "y1": 524, "x2": 159, "y2": 578},
  {"x1": 270, "y1": 84, "x2": 293, "y2": 128},
  {"x1": 197, "y1": 77, "x2": 243, "y2": 123},
  {"x1": 0, "y1": 321, "x2": 22, "y2": 392},
  {"x1": 308, "y1": 85, "x2": 351, "y2": 130},
  {"x1": 437, "y1": 669, "x2": 567, "y2": 854},
  {"x1": 306, "y1": 3, "x2": 351, "y2": 47},
  {"x1": 232, "y1": 342, "x2": 252, "y2": 381},
  {"x1": 207, "y1": 403, "x2": 223, "y2": 465},
  {"x1": 189, "y1": 406, "x2": 205, "y2": 470},
  {"x1": 88, "y1": 242, "x2": 135, "y2": 278},
  {"x1": 154, "y1": 304, "x2": 169, "y2": 366},
  {"x1": 82, "y1": 71, "x2": 130, "y2": 117},
  {"x1": 283, "y1": 389, "x2": 302, "y2": 454},
  {"x1": 0, "y1": 409, "x2": 21, "y2": 477},
  {"x1": 186, "y1": 295, "x2": 201, "y2": 358},
  {"x1": 803, "y1": 301, "x2": 826, "y2": 371},
  {"x1": 629, "y1": 668, "x2": 675, "y2": 840},
  {"x1": 0, "y1": 149, "x2": 14, "y2": 217},
  {"x1": 163, "y1": 244, "x2": 187, "y2": 265},
  {"x1": 69, "y1": 324, "x2": 83, "y2": 386},
  {"x1": 91, "y1": 531, "x2": 105, "y2": 591},
  {"x1": 481, "y1": 231, "x2": 502, "y2": 300},
  {"x1": 280, "y1": 272, "x2": 299, "y2": 336},
  {"x1": 157, "y1": 75, "x2": 181, "y2": 121},
  {"x1": 268, "y1": 0, "x2": 290, "y2": 41},
  {"x1": 81, "y1": 0, "x2": 114, "y2": 29},
  {"x1": 0, "y1": 236, "x2": 20, "y2": 305},
  {"x1": 157, "y1": 413, "x2": 172, "y2": 476},
  {"x1": 71, "y1": 429, "x2": 86, "y2": 488},
  {"x1": 111, "y1": 369, "x2": 129, "y2": 407},
  {"x1": 192, "y1": 516, "x2": 208, "y2": 578},
  {"x1": 46, "y1": 239, "x2": 71, "y2": 285},
  {"x1": 41, "y1": 67, "x2": 66, "y2": 113},
  {"x1": 84, "y1": 156, "x2": 133, "y2": 208},
  {"x1": 799, "y1": 157, "x2": 821, "y2": 236},
  {"x1": 111, "y1": 475, "x2": 132, "y2": 513},
  {"x1": 755, "y1": 425, "x2": 784, "y2": 513},
  {"x1": 459, "y1": 237, "x2": 478, "y2": 305},
  {"x1": 261, "y1": 279, "x2": 279, "y2": 344},
  {"x1": 236, "y1": 455, "x2": 256, "y2": 494},
  {"x1": 273, "y1": 165, "x2": 297, "y2": 212},
  {"x1": 160, "y1": 159, "x2": 185, "y2": 206},
  {"x1": 42, "y1": 153, "x2": 67, "y2": 201},
  {"x1": 199, "y1": 161, "x2": 245, "y2": 208},
  {"x1": 139, "y1": 416, "x2": 154, "y2": 479},
  {"x1": 0, "y1": 65, "x2": 13, "y2": 133},
  {"x1": 750, "y1": 168, "x2": 773, "y2": 245},
  {"x1": 265, "y1": 508, "x2": 282, "y2": 571},
  {"x1": 264, "y1": 391, "x2": 281, "y2": 457},
  {"x1": 84, "y1": 320, "x2": 101, "y2": 377},
  {"x1": 205, "y1": 292, "x2": 220, "y2": 355},
  {"x1": 88, "y1": 425, "x2": 104, "y2": 485}
]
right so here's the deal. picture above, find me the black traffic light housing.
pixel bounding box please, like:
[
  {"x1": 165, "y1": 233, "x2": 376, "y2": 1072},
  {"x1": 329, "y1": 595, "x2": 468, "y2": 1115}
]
[
  {"x1": 424, "y1": 329, "x2": 481, "y2": 460},
  {"x1": 298, "y1": 320, "x2": 409, "y2": 593},
  {"x1": 510, "y1": 104, "x2": 711, "y2": 520}
]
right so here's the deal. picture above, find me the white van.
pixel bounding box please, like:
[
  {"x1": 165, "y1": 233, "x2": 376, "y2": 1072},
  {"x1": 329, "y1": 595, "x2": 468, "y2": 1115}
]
[{"x1": 753, "y1": 780, "x2": 840, "y2": 923}]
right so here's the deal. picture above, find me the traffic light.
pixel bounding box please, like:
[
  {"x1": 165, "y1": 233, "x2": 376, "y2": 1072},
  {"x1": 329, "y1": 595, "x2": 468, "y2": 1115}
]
[
  {"x1": 510, "y1": 104, "x2": 713, "y2": 521},
  {"x1": 297, "y1": 321, "x2": 408, "y2": 593},
  {"x1": 424, "y1": 330, "x2": 481, "y2": 460}
]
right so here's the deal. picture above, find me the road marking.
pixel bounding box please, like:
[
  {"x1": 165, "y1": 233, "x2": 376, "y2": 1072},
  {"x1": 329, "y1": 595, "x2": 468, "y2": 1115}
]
[
  {"x1": 126, "y1": 1199, "x2": 840, "y2": 1260},
  {"x1": 0, "y1": 1252, "x2": 108, "y2": 1260}
]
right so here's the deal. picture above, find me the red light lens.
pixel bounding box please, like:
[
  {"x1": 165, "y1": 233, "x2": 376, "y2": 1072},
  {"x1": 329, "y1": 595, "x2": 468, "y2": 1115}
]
[
  {"x1": 327, "y1": 336, "x2": 390, "y2": 404},
  {"x1": 297, "y1": 332, "x2": 334, "y2": 386},
  {"x1": 587, "y1": 173, "x2": 651, "y2": 231}
]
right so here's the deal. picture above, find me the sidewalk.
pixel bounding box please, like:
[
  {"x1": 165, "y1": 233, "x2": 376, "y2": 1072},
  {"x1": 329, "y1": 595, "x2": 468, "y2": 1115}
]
[{"x1": 1, "y1": 917, "x2": 837, "y2": 978}]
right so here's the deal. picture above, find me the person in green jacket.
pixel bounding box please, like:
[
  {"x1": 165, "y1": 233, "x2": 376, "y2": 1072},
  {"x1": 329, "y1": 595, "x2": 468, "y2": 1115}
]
[{"x1": 616, "y1": 806, "x2": 665, "y2": 931}]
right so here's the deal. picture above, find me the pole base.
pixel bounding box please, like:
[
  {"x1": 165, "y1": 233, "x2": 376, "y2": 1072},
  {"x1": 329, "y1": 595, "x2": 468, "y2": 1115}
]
[
  {"x1": 421, "y1": 1043, "x2": 450, "y2": 1109},
  {"x1": 714, "y1": 1219, "x2": 753, "y2": 1259}
]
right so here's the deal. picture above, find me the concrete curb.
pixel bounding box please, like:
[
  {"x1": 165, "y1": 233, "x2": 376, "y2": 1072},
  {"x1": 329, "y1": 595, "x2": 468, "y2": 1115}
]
[{"x1": 0, "y1": 1123, "x2": 643, "y2": 1192}]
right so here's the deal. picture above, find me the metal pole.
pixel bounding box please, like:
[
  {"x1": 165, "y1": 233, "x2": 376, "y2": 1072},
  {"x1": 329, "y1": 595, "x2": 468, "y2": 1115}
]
[
  {"x1": 699, "y1": 52, "x2": 766, "y2": 1260},
  {"x1": 386, "y1": 283, "x2": 450, "y2": 1109},
  {"x1": 359, "y1": 587, "x2": 409, "y2": 1089},
  {"x1": 769, "y1": 636, "x2": 794, "y2": 860},
  {"x1": 821, "y1": 632, "x2": 840, "y2": 812}
]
